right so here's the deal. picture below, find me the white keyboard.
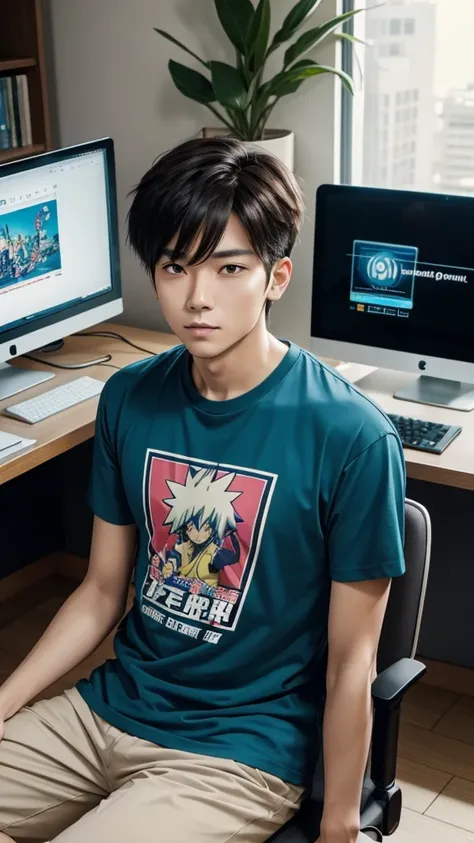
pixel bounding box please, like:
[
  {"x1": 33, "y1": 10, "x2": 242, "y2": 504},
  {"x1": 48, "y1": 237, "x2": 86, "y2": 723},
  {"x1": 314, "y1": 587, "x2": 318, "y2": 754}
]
[{"x1": 3, "y1": 376, "x2": 105, "y2": 424}]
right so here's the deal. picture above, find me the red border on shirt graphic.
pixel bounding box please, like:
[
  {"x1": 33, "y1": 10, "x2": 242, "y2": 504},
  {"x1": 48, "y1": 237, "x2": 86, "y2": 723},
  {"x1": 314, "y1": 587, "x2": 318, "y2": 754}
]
[{"x1": 141, "y1": 450, "x2": 277, "y2": 635}]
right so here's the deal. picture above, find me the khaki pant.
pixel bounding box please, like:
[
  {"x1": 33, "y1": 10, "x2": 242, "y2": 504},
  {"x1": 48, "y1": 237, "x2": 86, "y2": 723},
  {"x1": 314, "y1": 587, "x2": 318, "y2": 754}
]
[{"x1": 0, "y1": 688, "x2": 304, "y2": 843}]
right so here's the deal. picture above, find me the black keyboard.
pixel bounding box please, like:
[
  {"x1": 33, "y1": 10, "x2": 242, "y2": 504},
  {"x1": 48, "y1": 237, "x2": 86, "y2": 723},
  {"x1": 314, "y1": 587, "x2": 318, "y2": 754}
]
[{"x1": 388, "y1": 414, "x2": 462, "y2": 454}]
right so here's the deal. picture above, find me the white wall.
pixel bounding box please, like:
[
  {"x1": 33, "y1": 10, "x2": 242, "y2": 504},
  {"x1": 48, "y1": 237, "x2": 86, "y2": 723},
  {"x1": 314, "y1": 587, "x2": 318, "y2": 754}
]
[{"x1": 47, "y1": 0, "x2": 341, "y2": 348}]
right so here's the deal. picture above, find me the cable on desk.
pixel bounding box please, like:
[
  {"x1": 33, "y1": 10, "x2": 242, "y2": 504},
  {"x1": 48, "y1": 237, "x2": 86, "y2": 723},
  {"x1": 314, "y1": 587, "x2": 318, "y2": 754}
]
[
  {"x1": 74, "y1": 330, "x2": 156, "y2": 356},
  {"x1": 23, "y1": 353, "x2": 121, "y2": 372},
  {"x1": 23, "y1": 329, "x2": 155, "y2": 373}
]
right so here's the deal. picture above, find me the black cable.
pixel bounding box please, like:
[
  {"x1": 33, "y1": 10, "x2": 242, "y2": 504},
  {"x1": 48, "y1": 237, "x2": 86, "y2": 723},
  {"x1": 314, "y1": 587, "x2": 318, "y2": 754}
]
[
  {"x1": 75, "y1": 330, "x2": 156, "y2": 357},
  {"x1": 23, "y1": 352, "x2": 116, "y2": 370},
  {"x1": 23, "y1": 329, "x2": 153, "y2": 374}
]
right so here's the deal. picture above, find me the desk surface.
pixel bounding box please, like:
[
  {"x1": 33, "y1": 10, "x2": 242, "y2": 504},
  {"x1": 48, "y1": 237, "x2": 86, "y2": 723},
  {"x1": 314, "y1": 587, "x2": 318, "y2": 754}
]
[
  {"x1": 0, "y1": 323, "x2": 177, "y2": 486},
  {"x1": 1, "y1": 322, "x2": 473, "y2": 491}
]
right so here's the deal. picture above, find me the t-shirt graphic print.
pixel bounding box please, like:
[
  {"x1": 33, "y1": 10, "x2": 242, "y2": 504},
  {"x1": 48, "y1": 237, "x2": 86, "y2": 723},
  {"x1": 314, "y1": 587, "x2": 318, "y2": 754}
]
[{"x1": 141, "y1": 450, "x2": 277, "y2": 643}]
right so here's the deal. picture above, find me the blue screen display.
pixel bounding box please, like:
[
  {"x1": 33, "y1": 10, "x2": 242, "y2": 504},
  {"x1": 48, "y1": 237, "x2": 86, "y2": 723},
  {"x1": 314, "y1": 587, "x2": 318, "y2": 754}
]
[{"x1": 350, "y1": 240, "x2": 418, "y2": 310}]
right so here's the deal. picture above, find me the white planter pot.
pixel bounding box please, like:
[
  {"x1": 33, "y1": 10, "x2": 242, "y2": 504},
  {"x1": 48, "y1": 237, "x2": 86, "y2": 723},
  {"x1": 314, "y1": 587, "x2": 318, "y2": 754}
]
[
  {"x1": 248, "y1": 130, "x2": 295, "y2": 171},
  {"x1": 202, "y1": 128, "x2": 295, "y2": 171}
]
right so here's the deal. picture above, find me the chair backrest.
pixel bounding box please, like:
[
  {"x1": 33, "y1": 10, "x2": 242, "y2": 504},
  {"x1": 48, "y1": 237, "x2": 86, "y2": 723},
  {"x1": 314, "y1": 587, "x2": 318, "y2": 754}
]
[{"x1": 377, "y1": 499, "x2": 431, "y2": 672}]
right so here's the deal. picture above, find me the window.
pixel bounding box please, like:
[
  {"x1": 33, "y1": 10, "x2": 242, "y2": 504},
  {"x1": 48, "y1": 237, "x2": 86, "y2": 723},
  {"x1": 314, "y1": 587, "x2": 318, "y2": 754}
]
[
  {"x1": 449, "y1": 120, "x2": 474, "y2": 128},
  {"x1": 389, "y1": 42, "x2": 403, "y2": 56},
  {"x1": 342, "y1": 0, "x2": 474, "y2": 195}
]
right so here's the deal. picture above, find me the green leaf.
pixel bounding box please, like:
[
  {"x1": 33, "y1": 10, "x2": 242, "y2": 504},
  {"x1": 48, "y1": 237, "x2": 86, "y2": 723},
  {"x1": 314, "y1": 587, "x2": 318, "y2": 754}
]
[
  {"x1": 154, "y1": 28, "x2": 209, "y2": 69},
  {"x1": 213, "y1": 0, "x2": 255, "y2": 55},
  {"x1": 336, "y1": 31, "x2": 369, "y2": 48},
  {"x1": 210, "y1": 61, "x2": 248, "y2": 109},
  {"x1": 315, "y1": 63, "x2": 355, "y2": 96},
  {"x1": 336, "y1": 33, "x2": 366, "y2": 87},
  {"x1": 284, "y1": 8, "x2": 363, "y2": 67},
  {"x1": 266, "y1": 62, "x2": 354, "y2": 99},
  {"x1": 168, "y1": 59, "x2": 215, "y2": 104},
  {"x1": 270, "y1": 0, "x2": 323, "y2": 51},
  {"x1": 248, "y1": 0, "x2": 271, "y2": 72},
  {"x1": 252, "y1": 58, "x2": 314, "y2": 116},
  {"x1": 269, "y1": 58, "x2": 319, "y2": 95}
]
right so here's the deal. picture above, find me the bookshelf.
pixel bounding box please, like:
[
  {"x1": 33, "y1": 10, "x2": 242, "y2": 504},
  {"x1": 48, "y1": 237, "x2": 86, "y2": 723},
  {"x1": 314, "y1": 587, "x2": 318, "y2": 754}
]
[{"x1": 0, "y1": 0, "x2": 52, "y2": 164}]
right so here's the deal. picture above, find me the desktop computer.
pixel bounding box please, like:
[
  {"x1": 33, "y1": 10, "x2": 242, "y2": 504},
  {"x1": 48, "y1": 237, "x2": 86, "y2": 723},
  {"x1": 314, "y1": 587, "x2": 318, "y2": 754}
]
[
  {"x1": 311, "y1": 184, "x2": 474, "y2": 413},
  {"x1": 0, "y1": 138, "x2": 123, "y2": 404}
]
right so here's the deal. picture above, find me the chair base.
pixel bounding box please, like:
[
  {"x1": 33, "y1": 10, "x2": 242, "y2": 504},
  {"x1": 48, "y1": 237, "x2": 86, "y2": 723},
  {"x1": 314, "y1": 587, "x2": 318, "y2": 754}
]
[
  {"x1": 361, "y1": 784, "x2": 402, "y2": 837},
  {"x1": 362, "y1": 829, "x2": 383, "y2": 842}
]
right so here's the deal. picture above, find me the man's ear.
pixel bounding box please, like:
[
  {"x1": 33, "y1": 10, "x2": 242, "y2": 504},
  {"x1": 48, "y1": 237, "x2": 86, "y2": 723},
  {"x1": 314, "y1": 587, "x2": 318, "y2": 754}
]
[{"x1": 266, "y1": 257, "x2": 292, "y2": 303}]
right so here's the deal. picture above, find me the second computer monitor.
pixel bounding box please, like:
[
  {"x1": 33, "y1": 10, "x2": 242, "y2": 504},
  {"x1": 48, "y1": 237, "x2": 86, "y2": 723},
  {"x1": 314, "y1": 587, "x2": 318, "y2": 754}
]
[{"x1": 311, "y1": 185, "x2": 474, "y2": 410}]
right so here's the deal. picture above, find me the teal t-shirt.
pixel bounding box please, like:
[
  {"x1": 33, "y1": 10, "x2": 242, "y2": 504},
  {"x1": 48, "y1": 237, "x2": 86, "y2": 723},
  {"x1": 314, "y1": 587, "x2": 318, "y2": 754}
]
[{"x1": 76, "y1": 342, "x2": 406, "y2": 786}]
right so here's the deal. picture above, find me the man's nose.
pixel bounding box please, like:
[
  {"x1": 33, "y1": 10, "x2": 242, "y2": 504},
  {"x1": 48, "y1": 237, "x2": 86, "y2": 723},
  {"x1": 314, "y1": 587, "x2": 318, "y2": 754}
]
[{"x1": 186, "y1": 275, "x2": 215, "y2": 311}]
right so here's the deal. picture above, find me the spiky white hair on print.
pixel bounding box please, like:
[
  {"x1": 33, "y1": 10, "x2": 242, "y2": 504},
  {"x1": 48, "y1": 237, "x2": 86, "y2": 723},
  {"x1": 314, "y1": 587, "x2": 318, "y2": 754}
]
[{"x1": 163, "y1": 467, "x2": 242, "y2": 541}]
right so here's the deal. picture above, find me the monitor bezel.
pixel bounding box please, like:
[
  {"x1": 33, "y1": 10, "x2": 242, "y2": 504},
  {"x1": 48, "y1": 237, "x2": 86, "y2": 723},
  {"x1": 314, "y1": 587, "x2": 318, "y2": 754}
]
[
  {"x1": 310, "y1": 183, "x2": 474, "y2": 386},
  {"x1": 0, "y1": 137, "x2": 122, "y2": 351}
]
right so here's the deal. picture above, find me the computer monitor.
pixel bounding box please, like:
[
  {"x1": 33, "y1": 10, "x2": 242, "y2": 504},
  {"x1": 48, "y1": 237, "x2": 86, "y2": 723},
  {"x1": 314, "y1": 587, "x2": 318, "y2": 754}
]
[
  {"x1": 0, "y1": 138, "x2": 123, "y2": 400},
  {"x1": 311, "y1": 184, "x2": 474, "y2": 411}
]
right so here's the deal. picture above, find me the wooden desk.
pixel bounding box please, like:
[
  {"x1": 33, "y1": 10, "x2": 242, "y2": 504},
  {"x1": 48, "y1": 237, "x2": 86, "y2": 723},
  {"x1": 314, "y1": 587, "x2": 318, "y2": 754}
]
[
  {"x1": 342, "y1": 365, "x2": 474, "y2": 492},
  {"x1": 1, "y1": 322, "x2": 474, "y2": 492},
  {"x1": 0, "y1": 323, "x2": 178, "y2": 486}
]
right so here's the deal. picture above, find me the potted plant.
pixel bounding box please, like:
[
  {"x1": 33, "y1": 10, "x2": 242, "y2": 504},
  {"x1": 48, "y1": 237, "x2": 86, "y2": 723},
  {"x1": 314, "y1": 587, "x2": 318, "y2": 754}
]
[{"x1": 154, "y1": 0, "x2": 361, "y2": 169}]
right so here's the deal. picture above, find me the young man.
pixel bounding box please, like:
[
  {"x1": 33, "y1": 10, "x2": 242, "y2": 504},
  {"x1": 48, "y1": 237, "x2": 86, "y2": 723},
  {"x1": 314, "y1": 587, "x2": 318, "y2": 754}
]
[{"x1": 0, "y1": 138, "x2": 406, "y2": 843}]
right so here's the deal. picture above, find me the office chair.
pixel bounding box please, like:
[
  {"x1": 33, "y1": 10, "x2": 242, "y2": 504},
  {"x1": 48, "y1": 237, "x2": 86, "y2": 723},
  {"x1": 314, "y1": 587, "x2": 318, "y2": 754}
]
[{"x1": 268, "y1": 499, "x2": 431, "y2": 843}]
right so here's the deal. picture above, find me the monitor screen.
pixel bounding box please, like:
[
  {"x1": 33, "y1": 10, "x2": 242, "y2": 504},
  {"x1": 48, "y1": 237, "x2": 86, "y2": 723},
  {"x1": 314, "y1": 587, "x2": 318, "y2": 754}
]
[
  {"x1": 311, "y1": 185, "x2": 474, "y2": 365},
  {"x1": 0, "y1": 142, "x2": 119, "y2": 342}
]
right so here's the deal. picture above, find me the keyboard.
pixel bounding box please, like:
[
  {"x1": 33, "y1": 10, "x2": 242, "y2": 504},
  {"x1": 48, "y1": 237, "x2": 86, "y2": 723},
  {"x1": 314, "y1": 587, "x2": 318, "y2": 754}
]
[
  {"x1": 388, "y1": 414, "x2": 462, "y2": 454},
  {"x1": 3, "y1": 376, "x2": 105, "y2": 424}
]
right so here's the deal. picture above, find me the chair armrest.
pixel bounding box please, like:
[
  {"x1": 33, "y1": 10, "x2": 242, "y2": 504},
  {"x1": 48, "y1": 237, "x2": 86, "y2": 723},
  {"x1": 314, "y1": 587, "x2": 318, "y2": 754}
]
[
  {"x1": 372, "y1": 657, "x2": 426, "y2": 708},
  {"x1": 369, "y1": 658, "x2": 426, "y2": 793}
]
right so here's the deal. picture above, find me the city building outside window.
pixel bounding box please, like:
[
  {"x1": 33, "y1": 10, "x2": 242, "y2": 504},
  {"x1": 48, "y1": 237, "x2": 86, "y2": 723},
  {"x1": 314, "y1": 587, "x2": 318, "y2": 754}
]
[{"x1": 343, "y1": 0, "x2": 474, "y2": 196}]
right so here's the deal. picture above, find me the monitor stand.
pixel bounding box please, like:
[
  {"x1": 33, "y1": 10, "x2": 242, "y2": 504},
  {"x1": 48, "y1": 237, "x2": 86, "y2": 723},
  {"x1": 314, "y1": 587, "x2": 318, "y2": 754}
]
[
  {"x1": 0, "y1": 362, "x2": 55, "y2": 402},
  {"x1": 394, "y1": 375, "x2": 474, "y2": 412}
]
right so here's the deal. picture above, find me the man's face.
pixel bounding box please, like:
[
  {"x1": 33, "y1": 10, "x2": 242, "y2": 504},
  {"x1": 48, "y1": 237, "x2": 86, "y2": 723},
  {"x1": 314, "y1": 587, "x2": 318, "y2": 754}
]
[{"x1": 154, "y1": 214, "x2": 288, "y2": 359}]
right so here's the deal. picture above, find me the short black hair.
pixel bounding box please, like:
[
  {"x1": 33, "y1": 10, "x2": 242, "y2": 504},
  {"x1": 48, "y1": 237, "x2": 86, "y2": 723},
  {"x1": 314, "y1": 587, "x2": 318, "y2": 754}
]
[{"x1": 127, "y1": 137, "x2": 304, "y2": 315}]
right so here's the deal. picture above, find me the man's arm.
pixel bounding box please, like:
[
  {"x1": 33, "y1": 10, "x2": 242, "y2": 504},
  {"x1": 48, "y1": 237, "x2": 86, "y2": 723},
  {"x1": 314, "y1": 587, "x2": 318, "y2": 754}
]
[
  {"x1": 0, "y1": 515, "x2": 136, "y2": 722},
  {"x1": 318, "y1": 577, "x2": 391, "y2": 843}
]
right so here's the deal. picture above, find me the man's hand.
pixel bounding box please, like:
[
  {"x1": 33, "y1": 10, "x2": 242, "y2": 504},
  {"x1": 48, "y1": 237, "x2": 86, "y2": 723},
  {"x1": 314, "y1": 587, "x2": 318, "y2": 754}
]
[
  {"x1": 162, "y1": 561, "x2": 175, "y2": 579},
  {"x1": 317, "y1": 814, "x2": 360, "y2": 843}
]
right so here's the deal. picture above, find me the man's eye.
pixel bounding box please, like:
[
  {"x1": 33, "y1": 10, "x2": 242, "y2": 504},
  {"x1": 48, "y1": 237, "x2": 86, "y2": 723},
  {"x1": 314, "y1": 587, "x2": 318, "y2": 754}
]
[
  {"x1": 222, "y1": 264, "x2": 244, "y2": 275},
  {"x1": 164, "y1": 263, "x2": 184, "y2": 274}
]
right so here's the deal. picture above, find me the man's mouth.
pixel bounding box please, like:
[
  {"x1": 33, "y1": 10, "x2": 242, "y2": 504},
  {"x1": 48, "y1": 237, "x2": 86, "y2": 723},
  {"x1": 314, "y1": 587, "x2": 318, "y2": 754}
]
[{"x1": 184, "y1": 323, "x2": 218, "y2": 337}]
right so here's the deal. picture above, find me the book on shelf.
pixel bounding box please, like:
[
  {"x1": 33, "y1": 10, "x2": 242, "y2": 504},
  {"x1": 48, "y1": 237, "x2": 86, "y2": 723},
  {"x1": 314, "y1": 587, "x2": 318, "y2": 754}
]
[{"x1": 0, "y1": 74, "x2": 33, "y2": 151}]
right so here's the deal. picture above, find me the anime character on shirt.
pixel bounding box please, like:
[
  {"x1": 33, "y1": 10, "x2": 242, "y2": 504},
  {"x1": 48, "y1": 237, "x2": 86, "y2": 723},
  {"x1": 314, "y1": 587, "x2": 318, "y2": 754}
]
[{"x1": 153, "y1": 466, "x2": 243, "y2": 589}]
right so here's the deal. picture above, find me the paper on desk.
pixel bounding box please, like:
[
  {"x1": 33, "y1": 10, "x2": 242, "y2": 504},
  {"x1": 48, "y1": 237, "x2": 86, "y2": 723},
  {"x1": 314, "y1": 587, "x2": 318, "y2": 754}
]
[{"x1": 0, "y1": 435, "x2": 36, "y2": 461}]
